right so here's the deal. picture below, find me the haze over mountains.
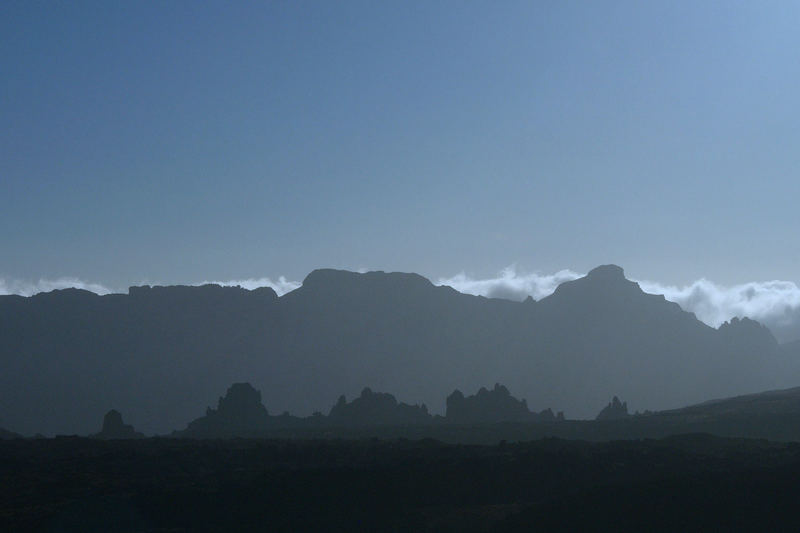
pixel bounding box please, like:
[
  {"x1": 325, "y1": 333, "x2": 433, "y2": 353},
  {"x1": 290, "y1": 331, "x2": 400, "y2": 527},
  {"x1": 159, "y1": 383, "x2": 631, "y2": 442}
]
[{"x1": 1, "y1": 265, "x2": 799, "y2": 436}]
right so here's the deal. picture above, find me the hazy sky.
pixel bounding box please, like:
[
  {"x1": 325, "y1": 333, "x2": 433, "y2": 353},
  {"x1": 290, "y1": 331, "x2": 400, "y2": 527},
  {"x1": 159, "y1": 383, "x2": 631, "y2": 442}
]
[{"x1": 2, "y1": 1, "x2": 799, "y2": 289}]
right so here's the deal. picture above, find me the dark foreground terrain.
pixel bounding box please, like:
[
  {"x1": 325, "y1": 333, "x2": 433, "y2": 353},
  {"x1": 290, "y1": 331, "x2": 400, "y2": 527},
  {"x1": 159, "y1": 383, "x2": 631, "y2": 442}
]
[{"x1": 5, "y1": 435, "x2": 800, "y2": 532}]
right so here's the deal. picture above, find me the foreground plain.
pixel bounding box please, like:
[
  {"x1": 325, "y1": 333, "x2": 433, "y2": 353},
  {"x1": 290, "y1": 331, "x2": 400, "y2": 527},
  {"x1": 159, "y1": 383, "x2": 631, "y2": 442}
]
[{"x1": 4, "y1": 434, "x2": 800, "y2": 532}]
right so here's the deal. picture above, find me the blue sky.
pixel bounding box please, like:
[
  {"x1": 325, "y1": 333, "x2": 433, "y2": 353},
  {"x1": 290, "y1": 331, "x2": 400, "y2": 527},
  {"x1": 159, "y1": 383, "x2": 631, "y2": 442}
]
[{"x1": 2, "y1": 1, "x2": 800, "y2": 289}]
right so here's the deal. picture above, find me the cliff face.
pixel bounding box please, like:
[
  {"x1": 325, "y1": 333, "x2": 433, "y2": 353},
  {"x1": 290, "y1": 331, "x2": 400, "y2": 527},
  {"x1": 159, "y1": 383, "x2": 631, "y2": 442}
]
[{"x1": 0, "y1": 266, "x2": 794, "y2": 435}]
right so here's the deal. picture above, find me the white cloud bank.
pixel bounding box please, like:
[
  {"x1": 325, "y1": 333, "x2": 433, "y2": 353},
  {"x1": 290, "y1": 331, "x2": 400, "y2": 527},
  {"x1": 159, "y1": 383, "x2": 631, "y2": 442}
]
[
  {"x1": 636, "y1": 279, "x2": 800, "y2": 329},
  {"x1": 3, "y1": 268, "x2": 800, "y2": 342}
]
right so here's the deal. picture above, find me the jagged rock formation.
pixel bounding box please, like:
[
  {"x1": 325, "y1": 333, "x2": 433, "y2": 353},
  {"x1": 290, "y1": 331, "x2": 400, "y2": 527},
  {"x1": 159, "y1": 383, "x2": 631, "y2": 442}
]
[
  {"x1": 182, "y1": 383, "x2": 271, "y2": 437},
  {"x1": 327, "y1": 387, "x2": 431, "y2": 426},
  {"x1": 1, "y1": 265, "x2": 797, "y2": 435},
  {"x1": 718, "y1": 317, "x2": 778, "y2": 349},
  {"x1": 596, "y1": 396, "x2": 629, "y2": 420},
  {"x1": 446, "y1": 384, "x2": 562, "y2": 424},
  {"x1": 93, "y1": 410, "x2": 144, "y2": 439}
]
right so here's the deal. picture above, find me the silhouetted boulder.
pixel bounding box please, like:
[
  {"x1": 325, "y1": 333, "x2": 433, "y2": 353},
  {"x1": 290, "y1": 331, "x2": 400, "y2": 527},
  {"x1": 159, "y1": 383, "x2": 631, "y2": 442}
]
[
  {"x1": 327, "y1": 387, "x2": 431, "y2": 426},
  {"x1": 596, "y1": 396, "x2": 629, "y2": 420},
  {"x1": 183, "y1": 383, "x2": 271, "y2": 437},
  {"x1": 93, "y1": 410, "x2": 144, "y2": 439},
  {"x1": 446, "y1": 383, "x2": 557, "y2": 424}
]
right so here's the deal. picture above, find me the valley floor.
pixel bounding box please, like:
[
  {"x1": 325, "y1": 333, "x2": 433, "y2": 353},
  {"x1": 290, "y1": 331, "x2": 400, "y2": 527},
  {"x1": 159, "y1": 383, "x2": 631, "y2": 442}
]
[{"x1": 4, "y1": 434, "x2": 800, "y2": 532}]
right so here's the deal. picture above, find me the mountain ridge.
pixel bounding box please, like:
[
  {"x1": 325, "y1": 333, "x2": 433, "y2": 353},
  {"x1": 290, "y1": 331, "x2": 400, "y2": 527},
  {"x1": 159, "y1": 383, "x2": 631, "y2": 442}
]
[{"x1": 1, "y1": 265, "x2": 797, "y2": 435}]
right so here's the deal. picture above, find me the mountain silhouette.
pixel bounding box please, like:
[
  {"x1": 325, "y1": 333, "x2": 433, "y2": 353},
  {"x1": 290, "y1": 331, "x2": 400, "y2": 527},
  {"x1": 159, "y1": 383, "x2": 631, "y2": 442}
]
[{"x1": 1, "y1": 266, "x2": 798, "y2": 435}]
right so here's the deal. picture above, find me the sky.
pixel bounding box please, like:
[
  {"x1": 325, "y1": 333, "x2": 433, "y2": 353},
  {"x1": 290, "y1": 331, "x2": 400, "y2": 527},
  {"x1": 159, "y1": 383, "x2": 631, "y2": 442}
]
[{"x1": 2, "y1": 2, "x2": 800, "y2": 293}]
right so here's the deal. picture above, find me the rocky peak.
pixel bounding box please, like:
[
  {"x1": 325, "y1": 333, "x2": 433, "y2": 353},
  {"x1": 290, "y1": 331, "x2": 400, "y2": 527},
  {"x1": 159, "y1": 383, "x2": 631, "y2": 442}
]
[
  {"x1": 94, "y1": 409, "x2": 143, "y2": 439},
  {"x1": 327, "y1": 387, "x2": 430, "y2": 426},
  {"x1": 183, "y1": 383, "x2": 270, "y2": 437},
  {"x1": 218, "y1": 383, "x2": 266, "y2": 415},
  {"x1": 446, "y1": 383, "x2": 533, "y2": 423},
  {"x1": 586, "y1": 264, "x2": 626, "y2": 281},
  {"x1": 596, "y1": 396, "x2": 629, "y2": 420}
]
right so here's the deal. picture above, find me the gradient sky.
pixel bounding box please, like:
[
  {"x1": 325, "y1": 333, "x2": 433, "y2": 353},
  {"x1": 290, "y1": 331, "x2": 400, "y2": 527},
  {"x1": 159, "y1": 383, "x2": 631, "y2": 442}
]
[{"x1": 2, "y1": 1, "x2": 799, "y2": 289}]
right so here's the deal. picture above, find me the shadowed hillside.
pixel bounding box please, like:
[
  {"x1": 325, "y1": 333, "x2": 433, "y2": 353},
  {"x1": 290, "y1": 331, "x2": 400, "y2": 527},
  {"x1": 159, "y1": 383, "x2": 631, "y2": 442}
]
[{"x1": 1, "y1": 266, "x2": 798, "y2": 435}]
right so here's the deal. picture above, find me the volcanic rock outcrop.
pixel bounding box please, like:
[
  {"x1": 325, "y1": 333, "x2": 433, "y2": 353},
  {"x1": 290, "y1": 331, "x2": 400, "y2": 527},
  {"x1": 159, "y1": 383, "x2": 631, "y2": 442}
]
[
  {"x1": 596, "y1": 396, "x2": 629, "y2": 420},
  {"x1": 327, "y1": 387, "x2": 431, "y2": 426},
  {"x1": 446, "y1": 383, "x2": 562, "y2": 424},
  {"x1": 182, "y1": 382, "x2": 271, "y2": 437},
  {"x1": 93, "y1": 409, "x2": 144, "y2": 439}
]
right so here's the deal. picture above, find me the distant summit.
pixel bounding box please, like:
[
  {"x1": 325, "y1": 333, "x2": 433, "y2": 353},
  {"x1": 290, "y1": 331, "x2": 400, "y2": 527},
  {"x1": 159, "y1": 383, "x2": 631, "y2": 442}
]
[
  {"x1": 328, "y1": 387, "x2": 431, "y2": 426},
  {"x1": 548, "y1": 263, "x2": 640, "y2": 301},
  {"x1": 295, "y1": 269, "x2": 436, "y2": 302},
  {"x1": 586, "y1": 264, "x2": 626, "y2": 280},
  {"x1": 596, "y1": 397, "x2": 629, "y2": 420},
  {"x1": 93, "y1": 410, "x2": 144, "y2": 439}
]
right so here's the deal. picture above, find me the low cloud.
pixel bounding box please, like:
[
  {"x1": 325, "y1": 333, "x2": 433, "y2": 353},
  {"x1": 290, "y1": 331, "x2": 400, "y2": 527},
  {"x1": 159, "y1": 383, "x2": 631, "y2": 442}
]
[
  {"x1": 0, "y1": 277, "x2": 113, "y2": 297},
  {"x1": 197, "y1": 277, "x2": 301, "y2": 296},
  {"x1": 637, "y1": 278, "x2": 800, "y2": 343},
  {"x1": 435, "y1": 266, "x2": 582, "y2": 301}
]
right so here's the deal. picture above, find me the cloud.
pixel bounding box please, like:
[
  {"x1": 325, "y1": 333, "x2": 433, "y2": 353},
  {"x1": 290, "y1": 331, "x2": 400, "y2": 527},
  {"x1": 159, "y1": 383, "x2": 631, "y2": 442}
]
[
  {"x1": 0, "y1": 277, "x2": 113, "y2": 297},
  {"x1": 197, "y1": 277, "x2": 301, "y2": 296},
  {"x1": 435, "y1": 266, "x2": 582, "y2": 301},
  {"x1": 637, "y1": 278, "x2": 800, "y2": 343}
]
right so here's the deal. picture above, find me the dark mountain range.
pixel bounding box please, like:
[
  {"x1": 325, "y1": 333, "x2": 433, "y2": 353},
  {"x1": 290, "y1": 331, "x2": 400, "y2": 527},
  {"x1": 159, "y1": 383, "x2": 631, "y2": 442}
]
[{"x1": 1, "y1": 265, "x2": 798, "y2": 436}]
